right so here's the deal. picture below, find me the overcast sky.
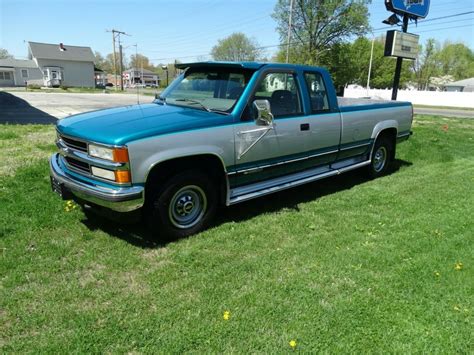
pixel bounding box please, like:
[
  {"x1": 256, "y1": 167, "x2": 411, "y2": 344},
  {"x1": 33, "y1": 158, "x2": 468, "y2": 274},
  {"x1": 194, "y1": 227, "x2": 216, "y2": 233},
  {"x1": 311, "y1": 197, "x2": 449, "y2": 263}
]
[{"x1": 1, "y1": 0, "x2": 473, "y2": 64}]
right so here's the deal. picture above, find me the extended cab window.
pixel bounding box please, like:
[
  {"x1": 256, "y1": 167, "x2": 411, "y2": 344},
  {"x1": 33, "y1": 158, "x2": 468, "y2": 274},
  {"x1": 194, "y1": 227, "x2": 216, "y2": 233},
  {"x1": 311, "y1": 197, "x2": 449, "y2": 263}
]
[
  {"x1": 304, "y1": 72, "x2": 330, "y2": 112},
  {"x1": 253, "y1": 72, "x2": 302, "y2": 118},
  {"x1": 163, "y1": 69, "x2": 251, "y2": 113}
]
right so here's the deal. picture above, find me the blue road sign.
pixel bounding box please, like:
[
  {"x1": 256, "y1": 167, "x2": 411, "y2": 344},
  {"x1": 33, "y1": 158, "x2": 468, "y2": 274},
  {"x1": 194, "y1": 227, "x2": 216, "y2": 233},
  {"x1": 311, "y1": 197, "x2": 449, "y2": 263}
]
[{"x1": 385, "y1": 0, "x2": 430, "y2": 18}]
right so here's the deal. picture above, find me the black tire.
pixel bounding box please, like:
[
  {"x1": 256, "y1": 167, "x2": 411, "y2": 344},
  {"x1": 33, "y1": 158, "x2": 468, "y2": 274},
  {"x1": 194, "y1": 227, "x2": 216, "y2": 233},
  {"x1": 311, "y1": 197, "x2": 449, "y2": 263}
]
[
  {"x1": 368, "y1": 136, "x2": 393, "y2": 179},
  {"x1": 144, "y1": 171, "x2": 217, "y2": 240}
]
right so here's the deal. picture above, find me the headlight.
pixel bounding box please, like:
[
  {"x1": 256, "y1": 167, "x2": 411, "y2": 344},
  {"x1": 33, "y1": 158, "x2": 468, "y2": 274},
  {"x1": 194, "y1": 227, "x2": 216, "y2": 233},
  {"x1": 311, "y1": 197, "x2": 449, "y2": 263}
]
[
  {"x1": 88, "y1": 144, "x2": 129, "y2": 163},
  {"x1": 88, "y1": 144, "x2": 114, "y2": 161}
]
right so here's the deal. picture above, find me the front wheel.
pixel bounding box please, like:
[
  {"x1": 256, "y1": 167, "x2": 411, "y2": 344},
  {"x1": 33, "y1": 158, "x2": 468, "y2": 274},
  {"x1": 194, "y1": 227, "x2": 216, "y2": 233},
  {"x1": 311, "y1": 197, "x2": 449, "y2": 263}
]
[
  {"x1": 145, "y1": 171, "x2": 217, "y2": 240},
  {"x1": 368, "y1": 136, "x2": 393, "y2": 178}
]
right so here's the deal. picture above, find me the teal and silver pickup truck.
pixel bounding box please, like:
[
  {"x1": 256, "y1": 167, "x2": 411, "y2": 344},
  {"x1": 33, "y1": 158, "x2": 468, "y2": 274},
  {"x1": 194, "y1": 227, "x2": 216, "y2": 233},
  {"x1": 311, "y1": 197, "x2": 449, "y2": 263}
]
[{"x1": 50, "y1": 62, "x2": 413, "y2": 238}]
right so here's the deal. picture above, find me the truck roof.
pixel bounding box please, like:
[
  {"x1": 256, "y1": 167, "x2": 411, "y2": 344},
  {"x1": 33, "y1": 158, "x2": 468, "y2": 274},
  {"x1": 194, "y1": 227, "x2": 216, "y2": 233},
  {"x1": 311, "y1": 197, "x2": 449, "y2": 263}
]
[{"x1": 175, "y1": 61, "x2": 327, "y2": 72}]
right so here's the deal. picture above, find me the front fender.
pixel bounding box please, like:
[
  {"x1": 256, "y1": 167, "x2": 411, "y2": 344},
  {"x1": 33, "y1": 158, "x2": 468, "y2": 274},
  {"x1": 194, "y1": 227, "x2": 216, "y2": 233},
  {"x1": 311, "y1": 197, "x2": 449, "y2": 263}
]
[{"x1": 127, "y1": 125, "x2": 235, "y2": 184}]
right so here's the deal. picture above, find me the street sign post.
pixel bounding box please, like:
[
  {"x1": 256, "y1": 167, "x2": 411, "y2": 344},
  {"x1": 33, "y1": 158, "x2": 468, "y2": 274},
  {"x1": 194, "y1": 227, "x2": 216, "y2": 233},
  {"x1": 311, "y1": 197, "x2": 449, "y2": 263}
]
[
  {"x1": 385, "y1": 30, "x2": 420, "y2": 59},
  {"x1": 384, "y1": 0, "x2": 430, "y2": 100}
]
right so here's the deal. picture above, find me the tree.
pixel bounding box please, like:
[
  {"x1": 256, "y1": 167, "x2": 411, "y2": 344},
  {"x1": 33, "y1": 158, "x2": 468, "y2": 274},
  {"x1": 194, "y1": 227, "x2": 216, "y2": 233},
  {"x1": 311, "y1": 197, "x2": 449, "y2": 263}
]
[
  {"x1": 272, "y1": 0, "x2": 370, "y2": 64},
  {"x1": 411, "y1": 39, "x2": 440, "y2": 90},
  {"x1": 0, "y1": 48, "x2": 13, "y2": 59},
  {"x1": 129, "y1": 54, "x2": 155, "y2": 71},
  {"x1": 211, "y1": 32, "x2": 261, "y2": 61},
  {"x1": 437, "y1": 41, "x2": 474, "y2": 80}
]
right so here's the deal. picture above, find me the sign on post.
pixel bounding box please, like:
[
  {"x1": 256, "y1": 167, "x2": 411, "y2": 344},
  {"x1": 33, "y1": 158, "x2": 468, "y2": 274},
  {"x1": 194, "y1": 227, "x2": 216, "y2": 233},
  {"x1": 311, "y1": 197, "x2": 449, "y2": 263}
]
[
  {"x1": 384, "y1": 30, "x2": 420, "y2": 60},
  {"x1": 385, "y1": 0, "x2": 430, "y2": 18}
]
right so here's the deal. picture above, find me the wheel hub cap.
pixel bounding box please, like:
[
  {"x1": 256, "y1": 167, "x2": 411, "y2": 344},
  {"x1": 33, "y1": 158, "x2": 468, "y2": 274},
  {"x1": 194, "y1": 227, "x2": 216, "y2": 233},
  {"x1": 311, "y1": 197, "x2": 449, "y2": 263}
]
[
  {"x1": 169, "y1": 185, "x2": 207, "y2": 229},
  {"x1": 373, "y1": 146, "x2": 387, "y2": 172}
]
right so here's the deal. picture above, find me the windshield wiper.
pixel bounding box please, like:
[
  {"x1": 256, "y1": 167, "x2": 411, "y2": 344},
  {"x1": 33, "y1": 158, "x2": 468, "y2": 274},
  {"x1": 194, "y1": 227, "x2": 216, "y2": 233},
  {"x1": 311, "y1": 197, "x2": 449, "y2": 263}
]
[
  {"x1": 173, "y1": 98, "x2": 230, "y2": 115},
  {"x1": 174, "y1": 98, "x2": 211, "y2": 112}
]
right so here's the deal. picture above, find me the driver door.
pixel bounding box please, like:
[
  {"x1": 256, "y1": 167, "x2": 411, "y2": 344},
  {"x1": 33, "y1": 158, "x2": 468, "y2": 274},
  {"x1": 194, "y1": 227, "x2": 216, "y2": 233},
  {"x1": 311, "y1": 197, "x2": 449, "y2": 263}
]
[{"x1": 230, "y1": 71, "x2": 306, "y2": 188}]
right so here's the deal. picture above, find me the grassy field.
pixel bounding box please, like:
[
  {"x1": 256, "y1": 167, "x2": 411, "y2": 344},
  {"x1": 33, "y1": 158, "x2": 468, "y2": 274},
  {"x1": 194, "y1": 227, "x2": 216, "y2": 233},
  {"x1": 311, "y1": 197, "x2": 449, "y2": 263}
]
[{"x1": 0, "y1": 115, "x2": 472, "y2": 352}]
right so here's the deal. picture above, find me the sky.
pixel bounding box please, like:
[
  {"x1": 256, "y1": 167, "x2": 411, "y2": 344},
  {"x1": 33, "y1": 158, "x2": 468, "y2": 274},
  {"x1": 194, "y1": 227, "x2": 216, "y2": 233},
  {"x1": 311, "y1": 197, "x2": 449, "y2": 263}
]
[{"x1": 1, "y1": 0, "x2": 473, "y2": 65}]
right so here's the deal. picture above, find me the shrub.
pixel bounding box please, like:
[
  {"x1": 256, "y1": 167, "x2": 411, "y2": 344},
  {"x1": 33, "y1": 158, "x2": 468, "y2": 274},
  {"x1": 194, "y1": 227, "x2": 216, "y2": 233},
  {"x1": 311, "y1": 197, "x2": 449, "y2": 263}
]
[{"x1": 27, "y1": 84, "x2": 41, "y2": 90}]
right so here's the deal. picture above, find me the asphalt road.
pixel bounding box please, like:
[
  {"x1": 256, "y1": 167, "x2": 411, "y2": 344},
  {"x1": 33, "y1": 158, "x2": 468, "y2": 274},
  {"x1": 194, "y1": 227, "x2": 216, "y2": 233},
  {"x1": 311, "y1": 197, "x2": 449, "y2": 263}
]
[
  {"x1": 414, "y1": 107, "x2": 474, "y2": 118},
  {"x1": 0, "y1": 91, "x2": 154, "y2": 124},
  {"x1": 1, "y1": 91, "x2": 473, "y2": 124}
]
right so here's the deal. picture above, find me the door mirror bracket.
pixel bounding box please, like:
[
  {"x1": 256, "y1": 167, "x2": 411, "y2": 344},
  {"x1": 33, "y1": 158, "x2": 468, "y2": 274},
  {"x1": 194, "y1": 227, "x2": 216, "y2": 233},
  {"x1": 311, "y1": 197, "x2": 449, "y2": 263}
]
[{"x1": 253, "y1": 99, "x2": 274, "y2": 126}]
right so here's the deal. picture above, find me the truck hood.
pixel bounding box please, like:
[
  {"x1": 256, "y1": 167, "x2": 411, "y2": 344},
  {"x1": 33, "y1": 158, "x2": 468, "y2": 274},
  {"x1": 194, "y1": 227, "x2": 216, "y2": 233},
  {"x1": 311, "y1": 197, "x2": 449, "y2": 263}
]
[{"x1": 56, "y1": 103, "x2": 234, "y2": 146}]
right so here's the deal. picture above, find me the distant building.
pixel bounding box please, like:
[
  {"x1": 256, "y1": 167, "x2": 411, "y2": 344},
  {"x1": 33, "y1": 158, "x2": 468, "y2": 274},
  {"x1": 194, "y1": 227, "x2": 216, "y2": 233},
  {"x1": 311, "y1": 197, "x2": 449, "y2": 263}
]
[
  {"x1": 0, "y1": 58, "x2": 42, "y2": 86},
  {"x1": 94, "y1": 67, "x2": 107, "y2": 87},
  {"x1": 444, "y1": 78, "x2": 474, "y2": 93},
  {"x1": 123, "y1": 68, "x2": 160, "y2": 87},
  {"x1": 0, "y1": 41, "x2": 97, "y2": 87}
]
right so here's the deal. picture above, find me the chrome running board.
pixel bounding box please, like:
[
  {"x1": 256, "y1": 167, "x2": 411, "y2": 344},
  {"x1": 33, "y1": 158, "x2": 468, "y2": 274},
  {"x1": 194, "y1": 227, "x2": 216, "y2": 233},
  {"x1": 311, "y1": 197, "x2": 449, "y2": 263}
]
[{"x1": 228, "y1": 160, "x2": 371, "y2": 205}]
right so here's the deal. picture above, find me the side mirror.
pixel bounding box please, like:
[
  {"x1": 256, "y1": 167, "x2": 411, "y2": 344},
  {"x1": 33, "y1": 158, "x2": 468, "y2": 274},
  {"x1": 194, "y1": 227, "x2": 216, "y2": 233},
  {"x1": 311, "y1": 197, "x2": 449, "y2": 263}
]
[{"x1": 253, "y1": 99, "x2": 274, "y2": 126}]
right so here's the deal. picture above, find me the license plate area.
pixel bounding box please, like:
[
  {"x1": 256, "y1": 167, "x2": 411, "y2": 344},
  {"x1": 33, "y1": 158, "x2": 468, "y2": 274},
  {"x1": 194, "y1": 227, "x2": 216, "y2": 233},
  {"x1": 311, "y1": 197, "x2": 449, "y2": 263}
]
[{"x1": 50, "y1": 176, "x2": 73, "y2": 200}]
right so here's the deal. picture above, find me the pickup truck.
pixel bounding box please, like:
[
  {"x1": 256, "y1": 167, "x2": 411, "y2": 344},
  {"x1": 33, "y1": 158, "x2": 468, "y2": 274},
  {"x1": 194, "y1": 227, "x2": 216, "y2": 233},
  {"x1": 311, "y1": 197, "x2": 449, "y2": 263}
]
[{"x1": 50, "y1": 62, "x2": 413, "y2": 239}]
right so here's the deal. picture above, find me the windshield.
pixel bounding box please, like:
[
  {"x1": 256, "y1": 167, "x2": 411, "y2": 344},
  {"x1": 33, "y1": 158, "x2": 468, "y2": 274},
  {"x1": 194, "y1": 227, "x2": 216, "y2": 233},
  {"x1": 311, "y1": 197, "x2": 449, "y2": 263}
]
[{"x1": 160, "y1": 68, "x2": 253, "y2": 113}]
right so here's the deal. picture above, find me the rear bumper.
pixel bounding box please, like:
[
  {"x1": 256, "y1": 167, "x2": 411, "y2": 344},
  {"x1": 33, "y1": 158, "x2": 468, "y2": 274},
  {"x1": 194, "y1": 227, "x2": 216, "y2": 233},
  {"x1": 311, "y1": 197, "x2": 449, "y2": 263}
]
[{"x1": 49, "y1": 153, "x2": 144, "y2": 212}]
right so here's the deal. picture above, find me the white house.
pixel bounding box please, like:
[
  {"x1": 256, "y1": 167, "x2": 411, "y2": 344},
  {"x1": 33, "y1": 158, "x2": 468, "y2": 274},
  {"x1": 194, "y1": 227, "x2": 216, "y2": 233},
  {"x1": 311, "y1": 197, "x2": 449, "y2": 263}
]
[
  {"x1": 0, "y1": 42, "x2": 96, "y2": 87},
  {"x1": 444, "y1": 78, "x2": 474, "y2": 93},
  {"x1": 28, "y1": 42, "x2": 96, "y2": 87}
]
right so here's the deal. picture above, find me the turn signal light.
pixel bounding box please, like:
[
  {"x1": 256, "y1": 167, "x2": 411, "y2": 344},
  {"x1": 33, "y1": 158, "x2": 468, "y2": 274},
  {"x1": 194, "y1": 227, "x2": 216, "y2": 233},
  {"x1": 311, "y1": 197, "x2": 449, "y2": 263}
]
[
  {"x1": 115, "y1": 170, "x2": 131, "y2": 183},
  {"x1": 113, "y1": 148, "x2": 129, "y2": 163}
]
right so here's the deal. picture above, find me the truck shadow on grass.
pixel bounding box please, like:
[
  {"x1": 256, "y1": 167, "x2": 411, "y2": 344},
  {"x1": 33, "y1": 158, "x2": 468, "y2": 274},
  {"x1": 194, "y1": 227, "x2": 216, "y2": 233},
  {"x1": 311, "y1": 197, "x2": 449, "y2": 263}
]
[
  {"x1": 0, "y1": 92, "x2": 57, "y2": 124},
  {"x1": 81, "y1": 159, "x2": 412, "y2": 248}
]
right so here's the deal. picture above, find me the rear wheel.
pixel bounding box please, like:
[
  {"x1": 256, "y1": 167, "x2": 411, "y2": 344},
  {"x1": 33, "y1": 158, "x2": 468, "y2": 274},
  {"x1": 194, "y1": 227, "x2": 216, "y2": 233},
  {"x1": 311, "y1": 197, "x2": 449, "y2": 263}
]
[
  {"x1": 145, "y1": 171, "x2": 217, "y2": 240},
  {"x1": 368, "y1": 136, "x2": 393, "y2": 178}
]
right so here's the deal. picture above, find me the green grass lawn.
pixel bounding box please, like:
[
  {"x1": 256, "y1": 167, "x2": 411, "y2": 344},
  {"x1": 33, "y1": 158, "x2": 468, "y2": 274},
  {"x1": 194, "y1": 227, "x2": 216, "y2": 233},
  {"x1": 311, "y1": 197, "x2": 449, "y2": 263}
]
[{"x1": 0, "y1": 115, "x2": 472, "y2": 352}]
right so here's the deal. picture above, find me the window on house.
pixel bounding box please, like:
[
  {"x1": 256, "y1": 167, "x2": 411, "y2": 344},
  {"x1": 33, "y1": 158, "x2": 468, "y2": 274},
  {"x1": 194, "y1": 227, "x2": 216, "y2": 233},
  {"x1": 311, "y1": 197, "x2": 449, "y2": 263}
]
[
  {"x1": 0, "y1": 72, "x2": 12, "y2": 80},
  {"x1": 21, "y1": 69, "x2": 28, "y2": 78}
]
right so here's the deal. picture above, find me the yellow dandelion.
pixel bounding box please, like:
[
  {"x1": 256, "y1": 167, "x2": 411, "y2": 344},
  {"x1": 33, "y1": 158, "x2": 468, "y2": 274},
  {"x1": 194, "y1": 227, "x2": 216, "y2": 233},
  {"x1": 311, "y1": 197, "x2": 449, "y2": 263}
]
[
  {"x1": 454, "y1": 262, "x2": 463, "y2": 271},
  {"x1": 434, "y1": 271, "x2": 440, "y2": 277},
  {"x1": 223, "y1": 311, "x2": 230, "y2": 320},
  {"x1": 289, "y1": 340, "x2": 297, "y2": 349}
]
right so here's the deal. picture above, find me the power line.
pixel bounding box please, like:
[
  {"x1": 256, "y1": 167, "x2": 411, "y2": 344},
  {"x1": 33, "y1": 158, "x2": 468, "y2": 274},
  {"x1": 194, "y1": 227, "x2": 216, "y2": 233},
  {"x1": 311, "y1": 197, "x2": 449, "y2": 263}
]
[
  {"x1": 372, "y1": 11, "x2": 474, "y2": 32},
  {"x1": 145, "y1": 11, "x2": 473, "y2": 62}
]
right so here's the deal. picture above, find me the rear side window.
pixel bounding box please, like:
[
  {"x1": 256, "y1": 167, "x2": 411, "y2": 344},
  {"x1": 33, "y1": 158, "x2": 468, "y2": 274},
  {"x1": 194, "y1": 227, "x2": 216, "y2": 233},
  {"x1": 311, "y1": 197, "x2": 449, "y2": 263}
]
[{"x1": 304, "y1": 72, "x2": 329, "y2": 112}]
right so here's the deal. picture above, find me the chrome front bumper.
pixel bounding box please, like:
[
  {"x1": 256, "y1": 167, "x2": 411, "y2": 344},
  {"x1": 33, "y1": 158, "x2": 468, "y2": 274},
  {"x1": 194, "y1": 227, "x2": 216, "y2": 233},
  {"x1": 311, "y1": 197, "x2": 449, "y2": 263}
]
[{"x1": 49, "y1": 153, "x2": 144, "y2": 212}]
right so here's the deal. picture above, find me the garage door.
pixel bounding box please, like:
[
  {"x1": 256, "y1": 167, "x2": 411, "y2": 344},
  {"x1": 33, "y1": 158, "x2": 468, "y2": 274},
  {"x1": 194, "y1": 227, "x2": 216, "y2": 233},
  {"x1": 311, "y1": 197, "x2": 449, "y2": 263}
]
[{"x1": 0, "y1": 71, "x2": 15, "y2": 86}]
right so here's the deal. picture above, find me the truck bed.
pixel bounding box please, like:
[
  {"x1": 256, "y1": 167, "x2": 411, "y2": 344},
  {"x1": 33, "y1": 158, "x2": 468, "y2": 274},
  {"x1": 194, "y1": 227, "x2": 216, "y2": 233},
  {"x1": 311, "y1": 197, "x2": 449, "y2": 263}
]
[{"x1": 337, "y1": 97, "x2": 410, "y2": 111}]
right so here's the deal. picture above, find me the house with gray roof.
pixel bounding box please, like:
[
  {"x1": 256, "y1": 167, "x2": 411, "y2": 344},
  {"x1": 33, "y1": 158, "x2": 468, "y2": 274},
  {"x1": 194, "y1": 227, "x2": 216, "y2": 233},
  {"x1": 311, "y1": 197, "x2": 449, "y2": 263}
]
[
  {"x1": 444, "y1": 78, "x2": 474, "y2": 93},
  {"x1": 0, "y1": 58, "x2": 42, "y2": 87},
  {"x1": 28, "y1": 42, "x2": 95, "y2": 87},
  {"x1": 0, "y1": 41, "x2": 96, "y2": 87}
]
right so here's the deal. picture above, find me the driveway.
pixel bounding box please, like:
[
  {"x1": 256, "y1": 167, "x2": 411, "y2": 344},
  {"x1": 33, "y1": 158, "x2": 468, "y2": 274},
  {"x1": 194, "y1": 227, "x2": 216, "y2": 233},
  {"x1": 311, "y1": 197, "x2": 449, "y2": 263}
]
[{"x1": 0, "y1": 91, "x2": 154, "y2": 124}]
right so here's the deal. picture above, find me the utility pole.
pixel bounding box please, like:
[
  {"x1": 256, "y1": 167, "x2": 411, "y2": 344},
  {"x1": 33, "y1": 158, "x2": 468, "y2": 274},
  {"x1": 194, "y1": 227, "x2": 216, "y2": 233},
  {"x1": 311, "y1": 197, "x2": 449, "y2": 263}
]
[
  {"x1": 119, "y1": 44, "x2": 124, "y2": 91},
  {"x1": 391, "y1": 15, "x2": 409, "y2": 100},
  {"x1": 367, "y1": 35, "x2": 375, "y2": 97},
  {"x1": 285, "y1": 0, "x2": 295, "y2": 63},
  {"x1": 106, "y1": 29, "x2": 130, "y2": 91}
]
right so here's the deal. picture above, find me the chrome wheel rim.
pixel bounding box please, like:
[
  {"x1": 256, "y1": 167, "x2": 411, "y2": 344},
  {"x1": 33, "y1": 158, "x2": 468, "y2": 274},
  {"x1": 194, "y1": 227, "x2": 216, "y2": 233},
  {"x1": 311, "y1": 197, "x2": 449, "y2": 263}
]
[
  {"x1": 373, "y1": 146, "x2": 387, "y2": 172},
  {"x1": 169, "y1": 185, "x2": 207, "y2": 229}
]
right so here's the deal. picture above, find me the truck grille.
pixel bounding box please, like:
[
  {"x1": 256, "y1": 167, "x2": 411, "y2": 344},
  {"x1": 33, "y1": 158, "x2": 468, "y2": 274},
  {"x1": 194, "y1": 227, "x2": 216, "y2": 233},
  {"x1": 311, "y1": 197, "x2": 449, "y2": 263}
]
[
  {"x1": 60, "y1": 135, "x2": 88, "y2": 152},
  {"x1": 65, "y1": 157, "x2": 91, "y2": 174}
]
